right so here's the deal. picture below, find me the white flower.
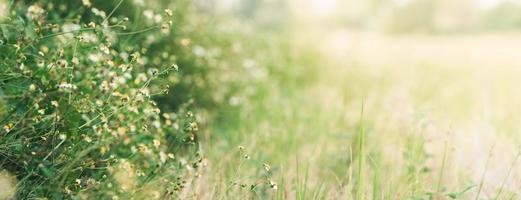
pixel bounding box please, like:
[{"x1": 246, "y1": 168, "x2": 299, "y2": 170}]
[
  {"x1": 164, "y1": 9, "x2": 173, "y2": 16},
  {"x1": 91, "y1": 8, "x2": 106, "y2": 18},
  {"x1": 82, "y1": 0, "x2": 92, "y2": 7},
  {"x1": 29, "y1": 84, "x2": 36, "y2": 91},
  {"x1": 269, "y1": 181, "x2": 278, "y2": 190},
  {"x1": 171, "y1": 64, "x2": 179, "y2": 71},
  {"x1": 133, "y1": 0, "x2": 144, "y2": 6},
  {"x1": 88, "y1": 53, "x2": 102, "y2": 62},
  {"x1": 143, "y1": 10, "x2": 154, "y2": 19},
  {"x1": 27, "y1": 4, "x2": 45, "y2": 20},
  {"x1": 154, "y1": 14, "x2": 162, "y2": 23},
  {"x1": 62, "y1": 23, "x2": 81, "y2": 38},
  {"x1": 159, "y1": 151, "x2": 167, "y2": 164},
  {"x1": 193, "y1": 46, "x2": 206, "y2": 57},
  {"x1": 99, "y1": 44, "x2": 110, "y2": 54},
  {"x1": 84, "y1": 136, "x2": 92, "y2": 143},
  {"x1": 57, "y1": 82, "x2": 76, "y2": 90},
  {"x1": 81, "y1": 33, "x2": 98, "y2": 43},
  {"x1": 72, "y1": 57, "x2": 79, "y2": 65}
]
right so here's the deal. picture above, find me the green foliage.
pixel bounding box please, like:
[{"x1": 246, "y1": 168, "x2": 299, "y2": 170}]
[
  {"x1": 481, "y1": 2, "x2": 521, "y2": 30},
  {"x1": 0, "y1": 0, "x2": 204, "y2": 198}
]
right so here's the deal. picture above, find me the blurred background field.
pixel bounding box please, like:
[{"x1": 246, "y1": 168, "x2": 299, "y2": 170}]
[
  {"x1": 199, "y1": 0, "x2": 521, "y2": 199},
  {"x1": 2, "y1": 0, "x2": 521, "y2": 199}
]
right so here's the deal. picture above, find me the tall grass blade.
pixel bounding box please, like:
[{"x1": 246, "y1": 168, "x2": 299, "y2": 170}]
[{"x1": 356, "y1": 102, "x2": 365, "y2": 200}]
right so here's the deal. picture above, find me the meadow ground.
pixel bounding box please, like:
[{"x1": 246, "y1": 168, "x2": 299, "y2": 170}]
[
  {"x1": 3, "y1": 1, "x2": 521, "y2": 199},
  {"x1": 195, "y1": 31, "x2": 521, "y2": 199}
]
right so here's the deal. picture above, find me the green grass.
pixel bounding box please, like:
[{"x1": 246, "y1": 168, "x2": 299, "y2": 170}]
[
  {"x1": 193, "y1": 31, "x2": 521, "y2": 199},
  {"x1": 2, "y1": 0, "x2": 521, "y2": 199},
  {"x1": 356, "y1": 103, "x2": 366, "y2": 200}
]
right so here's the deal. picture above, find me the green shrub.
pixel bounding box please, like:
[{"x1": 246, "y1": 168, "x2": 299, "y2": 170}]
[
  {"x1": 0, "y1": 1, "x2": 203, "y2": 198},
  {"x1": 0, "y1": 0, "x2": 300, "y2": 198}
]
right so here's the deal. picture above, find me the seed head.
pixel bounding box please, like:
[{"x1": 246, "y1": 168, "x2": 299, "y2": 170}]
[
  {"x1": 164, "y1": 9, "x2": 173, "y2": 17},
  {"x1": 263, "y1": 163, "x2": 271, "y2": 172},
  {"x1": 269, "y1": 181, "x2": 278, "y2": 190}
]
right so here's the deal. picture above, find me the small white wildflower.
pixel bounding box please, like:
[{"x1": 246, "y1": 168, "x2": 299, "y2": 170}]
[
  {"x1": 164, "y1": 9, "x2": 172, "y2": 16},
  {"x1": 91, "y1": 8, "x2": 106, "y2": 18},
  {"x1": 27, "y1": 4, "x2": 45, "y2": 20},
  {"x1": 159, "y1": 151, "x2": 167, "y2": 164},
  {"x1": 229, "y1": 96, "x2": 240, "y2": 106},
  {"x1": 189, "y1": 122, "x2": 198, "y2": 131},
  {"x1": 133, "y1": 0, "x2": 144, "y2": 6},
  {"x1": 29, "y1": 84, "x2": 36, "y2": 91},
  {"x1": 88, "y1": 53, "x2": 102, "y2": 62},
  {"x1": 269, "y1": 181, "x2": 278, "y2": 190},
  {"x1": 81, "y1": 33, "x2": 98, "y2": 43},
  {"x1": 263, "y1": 163, "x2": 271, "y2": 172},
  {"x1": 143, "y1": 10, "x2": 154, "y2": 19},
  {"x1": 88, "y1": 21, "x2": 96, "y2": 28},
  {"x1": 161, "y1": 23, "x2": 170, "y2": 33},
  {"x1": 61, "y1": 24, "x2": 81, "y2": 38},
  {"x1": 96, "y1": 99, "x2": 104, "y2": 106},
  {"x1": 51, "y1": 101, "x2": 59, "y2": 107},
  {"x1": 193, "y1": 46, "x2": 206, "y2": 57},
  {"x1": 59, "y1": 134, "x2": 67, "y2": 140},
  {"x1": 72, "y1": 57, "x2": 79, "y2": 65},
  {"x1": 171, "y1": 64, "x2": 179, "y2": 71},
  {"x1": 154, "y1": 14, "x2": 162, "y2": 23},
  {"x1": 57, "y1": 59, "x2": 68, "y2": 68},
  {"x1": 153, "y1": 139, "x2": 160, "y2": 148},
  {"x1": 152, "y1": 120, "x2": 161, "y2": 129},
  {"x1": 99, "y1": 44, "x2": 110, "y2": 54},
  {"x1": 118, "y1": 64, "x2": 129, "y2": 72},
  {"x1": 82, "y1": 0, "x2": 92, "y2": 7},
  {"x1": 57, "y1": 82, "x2": 76, "y2": 91},
  {"x1": 180, "y1": 38, "x2": 191, "y2": 46},
  {"x1": 37, "y1": 60, "x2": 45, "y2": 68},
  {"x1": 84, "y1": 136, "x2": 92, "y2": 143}
]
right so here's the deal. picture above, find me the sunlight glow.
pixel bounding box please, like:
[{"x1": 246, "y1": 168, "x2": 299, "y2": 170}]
[
  {"x1": 309, "y1": 0, "x2": 337, "y2": 16},
  {"x1": 476, "y1": 0, "x2": 503, "y2": 9}
]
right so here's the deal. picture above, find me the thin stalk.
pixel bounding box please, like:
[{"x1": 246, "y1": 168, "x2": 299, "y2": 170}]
[
  {"x1": 356, "y1": 102, "x2": 365, "y2": 200},
  {"x1": 436, "y1": 137, "x2": 449, "y2": 194},
  {"x1": 475, "y1": 143, "x2": 495, "y2": 200},
  {"x1": 493, "y1": 150, "x2": 521, "y2": 200}
]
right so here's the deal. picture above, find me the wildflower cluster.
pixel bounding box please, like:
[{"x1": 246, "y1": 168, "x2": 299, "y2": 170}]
[
  {"x1": 228, "y1": 145, "x2": 277, "y2": 197},
  {"x1": 0, "y1": 1, "x2": 201, "y2": 199}
]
